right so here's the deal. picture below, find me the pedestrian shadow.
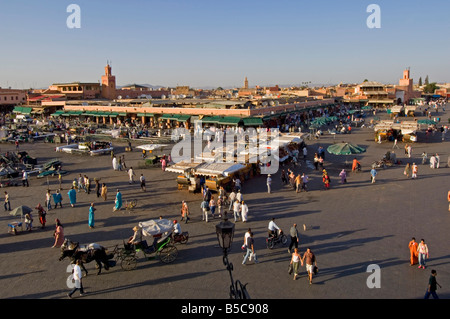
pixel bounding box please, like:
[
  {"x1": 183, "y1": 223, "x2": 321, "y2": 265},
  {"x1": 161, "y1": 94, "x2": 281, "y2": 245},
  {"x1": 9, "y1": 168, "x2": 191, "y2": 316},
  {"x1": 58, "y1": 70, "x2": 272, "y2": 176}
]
[{"x1": 313, "y1": 257, "x2": 403, "y2": 285}]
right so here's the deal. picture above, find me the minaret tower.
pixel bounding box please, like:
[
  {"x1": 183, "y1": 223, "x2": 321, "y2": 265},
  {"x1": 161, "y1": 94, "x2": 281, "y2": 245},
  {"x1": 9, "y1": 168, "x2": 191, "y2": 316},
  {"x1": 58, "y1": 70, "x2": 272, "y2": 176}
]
[{"x1": 101, "y1": 61, "x2": 116, "y2": 100}]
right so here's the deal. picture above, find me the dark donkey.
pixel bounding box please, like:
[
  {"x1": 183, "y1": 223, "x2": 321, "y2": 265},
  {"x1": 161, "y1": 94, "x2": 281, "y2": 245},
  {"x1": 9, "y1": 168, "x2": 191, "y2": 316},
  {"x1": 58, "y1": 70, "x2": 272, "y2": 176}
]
[{"x1": 59, "y1": 239, "x2": 114, "y2": 275}]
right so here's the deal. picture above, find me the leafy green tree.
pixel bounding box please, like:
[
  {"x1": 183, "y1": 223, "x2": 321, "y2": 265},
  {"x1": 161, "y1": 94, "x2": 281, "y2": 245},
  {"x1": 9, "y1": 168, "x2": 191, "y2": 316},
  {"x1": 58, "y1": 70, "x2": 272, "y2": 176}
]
[
  {"x1": 423, "y1": 82, "x2": 439, "y2": 94},
  {"x1": 418, "y1": 77, "x2": 422, "y2": 86}
]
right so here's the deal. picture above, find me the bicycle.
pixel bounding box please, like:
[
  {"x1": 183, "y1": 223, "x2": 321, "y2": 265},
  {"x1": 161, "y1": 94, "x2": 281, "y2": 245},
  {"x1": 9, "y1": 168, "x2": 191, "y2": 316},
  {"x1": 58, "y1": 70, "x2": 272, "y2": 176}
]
[{"x1": 125, "y1": 199, "x2": 137, "y2": 213}]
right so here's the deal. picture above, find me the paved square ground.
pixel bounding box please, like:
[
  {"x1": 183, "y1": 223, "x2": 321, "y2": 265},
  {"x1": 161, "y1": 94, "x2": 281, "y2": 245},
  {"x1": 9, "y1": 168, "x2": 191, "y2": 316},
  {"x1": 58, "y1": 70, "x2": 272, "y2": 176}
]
[{"x1": 0, "y1": 107, "x2": 449, "y2": 300}]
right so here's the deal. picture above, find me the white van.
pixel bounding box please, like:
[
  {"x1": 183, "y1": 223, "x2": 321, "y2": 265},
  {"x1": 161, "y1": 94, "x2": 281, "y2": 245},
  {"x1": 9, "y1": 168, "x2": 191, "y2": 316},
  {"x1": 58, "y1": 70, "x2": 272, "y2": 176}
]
[{"x1": 14, "y1": 114, "x2": 33, "y2": 123}]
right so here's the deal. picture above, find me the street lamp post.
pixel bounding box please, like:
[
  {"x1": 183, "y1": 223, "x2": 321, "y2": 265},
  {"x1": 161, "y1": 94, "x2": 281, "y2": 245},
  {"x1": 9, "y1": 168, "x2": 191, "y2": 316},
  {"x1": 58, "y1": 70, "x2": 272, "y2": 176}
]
[{"x1": 215, "y1": 212, "x2": 250, "y2": 299}]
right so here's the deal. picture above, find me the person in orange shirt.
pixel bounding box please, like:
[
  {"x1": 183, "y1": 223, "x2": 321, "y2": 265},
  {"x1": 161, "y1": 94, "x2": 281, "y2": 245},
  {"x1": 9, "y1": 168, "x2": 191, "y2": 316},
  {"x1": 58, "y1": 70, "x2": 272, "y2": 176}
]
[
  {"x1": 448, "y1": 190, "x2": 450, "y2": 212},
  {"x1": 352, "y1": 158, "x2": 361, "y2": 172},
  {"x1": 408, "y1": 237, "x2": 418, "y2": 266}
]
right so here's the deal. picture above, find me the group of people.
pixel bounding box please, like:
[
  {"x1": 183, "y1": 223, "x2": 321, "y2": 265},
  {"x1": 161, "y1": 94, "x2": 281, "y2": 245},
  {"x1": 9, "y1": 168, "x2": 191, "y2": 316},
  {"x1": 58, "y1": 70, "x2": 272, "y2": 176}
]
[
  {"x1": 197, "y1": 186, "x2": 249, "y2": 223},
  {"x1": 408, "y1": 237, "x2": 441, "y2": 299},
  {"x1": 280, "y1": 169, "x2": 309, "y2": 193}
]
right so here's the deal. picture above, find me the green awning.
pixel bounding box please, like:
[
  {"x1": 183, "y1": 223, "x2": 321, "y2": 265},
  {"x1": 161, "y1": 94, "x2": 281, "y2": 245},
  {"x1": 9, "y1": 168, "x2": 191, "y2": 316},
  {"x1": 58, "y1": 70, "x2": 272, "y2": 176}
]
[
  {"x1": 201, "y1": 116, "x2": 222, "y2": 124},
  {"x1": 243, "y1": 117, "x2": 263, "y2": 126},
  {"x1": 137, "y1": 113, "x2": 154, "y2": 117},
  {"x1": 175, "y1": 114, "x2": 191, "y2": 122},
  {"x1": 50, "y1": 110, "x2": 65, "y2": 116},
  {"x1": 218, "y1": 116, "x2": 242, "y2": 126},
  {"x1": 119, "y1": 112, "x2": 128, "y2": 116},
  {"x1": 14, "y1": 106, "x2": 32, "y2": 114},
  {"x1": 159, "y1": 114, "x2": 179, "y2": 120}
]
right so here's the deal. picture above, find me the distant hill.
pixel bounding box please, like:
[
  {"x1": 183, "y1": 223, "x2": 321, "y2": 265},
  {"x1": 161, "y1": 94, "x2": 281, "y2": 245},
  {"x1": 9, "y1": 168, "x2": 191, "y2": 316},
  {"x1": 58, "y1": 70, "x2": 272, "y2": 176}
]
[{"x1": 117, "y1": 84, "x2": 166, "y2": 90}]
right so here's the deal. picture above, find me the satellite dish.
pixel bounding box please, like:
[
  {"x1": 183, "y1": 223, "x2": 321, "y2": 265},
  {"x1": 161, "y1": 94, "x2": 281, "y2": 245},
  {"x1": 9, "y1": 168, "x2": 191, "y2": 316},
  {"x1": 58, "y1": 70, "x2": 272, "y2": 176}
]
[{"x1": 117, "y1": 95, "x2": 122, "y2": 100}]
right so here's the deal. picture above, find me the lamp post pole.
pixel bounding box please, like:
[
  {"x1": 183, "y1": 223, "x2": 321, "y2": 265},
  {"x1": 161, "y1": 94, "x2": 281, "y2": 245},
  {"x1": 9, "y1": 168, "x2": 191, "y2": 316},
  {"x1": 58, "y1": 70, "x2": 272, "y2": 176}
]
[{"x1": 216, "y1": 212, "x2": 250, "y2": 299}]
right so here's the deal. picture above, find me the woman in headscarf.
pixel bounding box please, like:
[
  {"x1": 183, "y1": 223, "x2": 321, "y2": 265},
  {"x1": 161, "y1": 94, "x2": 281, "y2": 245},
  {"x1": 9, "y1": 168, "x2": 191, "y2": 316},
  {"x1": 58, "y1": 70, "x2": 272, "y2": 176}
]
[
  {"x1": 339, "y1": 169, "x2": 347, "y2": 184},
  {"x1": 52, "y1": 219, "x2": 64, "y2": 248},
  {"x1": 113, "y1": 189, "x2": 122, "y2": 212},
  {"x1": 88, "y1": 203, "x2": 96, "y2": 229},
  {"x1": 67, "y1": 186, "x2": 77, "y2": 208}
]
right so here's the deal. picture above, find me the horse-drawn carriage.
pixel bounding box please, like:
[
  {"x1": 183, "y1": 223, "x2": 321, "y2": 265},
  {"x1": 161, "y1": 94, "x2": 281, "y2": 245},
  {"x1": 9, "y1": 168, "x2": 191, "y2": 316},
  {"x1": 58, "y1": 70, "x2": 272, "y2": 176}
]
[
  {"x1": 59, "y1": 219, "x2": 181, "y2": 274},
  {"x1": 110, "y1": 219, "x2": 179, "y2": 271}
]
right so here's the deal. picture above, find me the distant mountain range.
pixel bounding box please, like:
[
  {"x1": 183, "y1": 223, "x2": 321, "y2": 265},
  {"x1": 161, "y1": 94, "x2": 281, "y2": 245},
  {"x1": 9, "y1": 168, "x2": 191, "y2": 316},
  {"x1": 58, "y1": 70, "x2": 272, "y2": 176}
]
[
  {"x1": 117, "y1": 84, "x2": 166, "y2": 90},
  {"x1": 117, "y1": 83, "x2": 342, "y2": 90}
]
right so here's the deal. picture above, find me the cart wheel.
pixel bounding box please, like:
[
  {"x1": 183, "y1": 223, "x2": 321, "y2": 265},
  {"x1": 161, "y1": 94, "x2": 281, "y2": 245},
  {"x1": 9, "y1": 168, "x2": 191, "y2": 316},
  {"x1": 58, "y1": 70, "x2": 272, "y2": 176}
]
[
  {"x1": 121, "y1": 256, "x2": 137, "y2": 270},
  {"x1": 180, "y1": 234, "x2": 189, "y2": 244},
  {"x1": 265, "y1": 238, "x2": 273, "y2": 249},
  {"x1": 159, "y1": 244, "x2": 178, "y2": 263}
]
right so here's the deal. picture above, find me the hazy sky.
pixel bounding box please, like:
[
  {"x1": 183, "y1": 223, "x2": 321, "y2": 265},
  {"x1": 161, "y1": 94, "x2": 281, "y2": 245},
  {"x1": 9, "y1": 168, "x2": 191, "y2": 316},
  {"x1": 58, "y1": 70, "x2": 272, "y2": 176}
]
[{"x1": 1, "y1": 0, "x2": 449, "y2": 89}]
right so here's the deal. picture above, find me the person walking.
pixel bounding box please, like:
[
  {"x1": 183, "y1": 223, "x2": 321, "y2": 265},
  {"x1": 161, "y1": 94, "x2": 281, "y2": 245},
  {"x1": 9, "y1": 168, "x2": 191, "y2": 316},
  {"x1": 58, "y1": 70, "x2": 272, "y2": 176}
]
[
  {"x1": 84, "y1": 175, "x2": 91, "y2": 194},
  {"x1": 58, "y1": 172, "x2": 62, "y2": 189},
  {"x1": 52, "y1": 219, "x2": 64, "y2": 248},
  {"x1": 408, "y1": 237, "x2": 419, "y2": 266},
  {"x1": 241, "y1": 200, "x2": 248, "y2": 222},
  {"x1": 301, "y1": 247, "x2": 317, "y2": 284},
  {"x1": 232, "y1": 199, "x2": 241, "y2": 222},
  {"x1": 128, "y1": 167, "x2": 135, "y2": 184},
  {"x1": 301, "y1": 173, "x2": 309, "y2": 192},
  {"x1": 121, "y1": 155, "x2": 127, "y2": 169},
  {"x1": 447, "y1": 190, "x2": 450, "y2": 212},
  {"x1": 281, "y1": 169, "x2": 288, "y2": 185},
  {"x1": 78, "y1": 174, "x2": 84, "y2": 192},
  {"x1": 180, "y1": 201, "x2": 190, "y2": 223},
  {"x1": 67, "y1": 187, "x2": 77, "y2": 208},
  {"x1": 94, "y1": 178, "x2": 101, "y2": 198},
  {"x1": 53, "y1": 190, "x2": 63, "y2": 208},
  {"x1": 266, "y1": 174, "x2": 272, "y2": 194},
  {"x1": 4, "y1": 191, "x2": 11, "y2": 211},
  {"x1": 290, "y1": 248, "x2": 302, "y2": 280},
  {"x1": 322, "y1": 169, "x2": 330, "y2": 189},
  {"x1": 209, "y1": 196, "x2": 216, "y2": 219},
  {"x1": 404, "y1": 163, "x2": 411, "y2": 178},
  {"x1": 228, "y1": 189, "x2": 236, "y2": 211},
  {"x1": 46, "y1": 189, "x2": 52, "y2": 211},
  {"x1": 88, "y1": 203, "x2": 96, "y2": 229},
  {"x1": 200, "y1": 199, "x2": 209, "y2": 222},
  {"x1": 217, "y1": 196, "x2": 224, "y2": 218},
  {"x1": 101, "y1": 183, "x2": 107, "y2": 201},
  {"x1": 424, "y1": 270, "x2": 441, "y2": 299},
  {"x1": 242, "y1": 232, "x2": 258, "y2": 265},
  {"x1": 370, "y1": 167, "x2": 377, "y2": 183},
  {"x1": 295, "y1": 174, "x2": 302, "y2": 193},
  {"x1": 417, "y1": 239, "x2": 429, "y2": 269},
  {"x1": 139, "y1": 174, "x2": 146, "y2": 192},
  {"x1": 22, "y1": 170, "x2": 29, "y2": 187},
  {"x1": 392, "y1": 138, "x2": 399, "y2": 149},
  {"x1": 67, "y1": 259, "x2": 85, "y2": 298},
  {"x1": 411, "y1": 163, "x2": 418, "y2": 179},
  {"x1": 36, "y1": 204, "x2": 47, "y2": 229},
  {"x1": 113, "y1": 189, "x2": 122, "y2": 212},
  {"x1": 339, "y1": 169, "x2": 347, "y2": 184},
  {"x1": 288, "y1": 223, "x2": 300, "y2": 254}
]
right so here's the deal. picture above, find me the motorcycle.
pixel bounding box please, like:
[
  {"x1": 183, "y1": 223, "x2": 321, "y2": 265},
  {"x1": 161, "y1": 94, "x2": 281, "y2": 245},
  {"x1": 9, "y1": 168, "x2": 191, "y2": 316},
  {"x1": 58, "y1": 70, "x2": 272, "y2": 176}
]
[
  {"x1": 266, "y1": 230, "x2": 287, "y2": 249},
  {"x1": 172, "y1": 231, "x2": 189, "y2": 244}
]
